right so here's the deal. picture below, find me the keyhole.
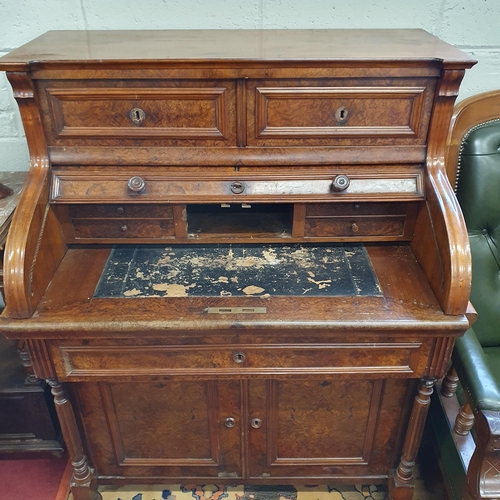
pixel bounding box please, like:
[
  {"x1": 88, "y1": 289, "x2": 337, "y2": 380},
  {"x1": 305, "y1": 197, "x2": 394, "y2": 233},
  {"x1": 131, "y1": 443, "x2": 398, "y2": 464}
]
[
  {"x1": 233, "y1": 352, "x2": 246, "y2": 364},
  {"x1": 129, "y1": 108, "x2": 146, "y2": 126},
  {"x1": 335, "y1": 106, "x2": 349, "y2": 125}
]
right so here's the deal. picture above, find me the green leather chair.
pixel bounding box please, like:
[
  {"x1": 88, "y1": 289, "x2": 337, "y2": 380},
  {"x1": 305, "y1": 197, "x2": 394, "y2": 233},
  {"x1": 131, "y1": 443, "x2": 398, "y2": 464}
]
[{"x1": 436, "y1": 90, "x2": 500, "y2": 500}]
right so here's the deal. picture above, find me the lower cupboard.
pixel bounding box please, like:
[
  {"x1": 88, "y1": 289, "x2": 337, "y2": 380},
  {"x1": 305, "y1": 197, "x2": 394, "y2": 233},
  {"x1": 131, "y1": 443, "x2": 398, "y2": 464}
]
[{"x1": 74, "y1": 377, "x2": 411, "y2": 482}]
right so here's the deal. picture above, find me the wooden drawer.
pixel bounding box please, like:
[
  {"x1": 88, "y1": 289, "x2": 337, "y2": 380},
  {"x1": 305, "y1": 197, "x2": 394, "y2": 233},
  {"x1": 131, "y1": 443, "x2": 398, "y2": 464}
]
[
  {"x1": 39, "y1": 80, "x2": 236, "y2": 146},
  {"x1": 73, "y1": 219, "x2": 175, "y2": 239},
  {"x1": 248, "y1": 79, "x2": 435, "y2": 146},
  {"x1": 305, "y1": 216, "x2": 406, "y2": 238},
  {"x1": 69, "y1": 204, "x2": 173, "y2": 219},
  {"x1": 51, "y1": 170, "x2": 425, "y2": 203},
  {"x1": 51, "y1": 342, "x2": 426, "y2": 379},
  {"x1": 306, "y1": 202, "x2": 409, "y2": 217},
  {"x1": 303, "y1": 202, "x2": 418, "y2": 240}
]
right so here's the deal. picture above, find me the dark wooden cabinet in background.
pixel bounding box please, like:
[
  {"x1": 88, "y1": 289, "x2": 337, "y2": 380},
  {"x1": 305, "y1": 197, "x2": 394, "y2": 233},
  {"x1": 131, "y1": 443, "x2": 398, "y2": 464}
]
[{"x1": 0, "y1": 30, "x2": 475, "y2": 500}]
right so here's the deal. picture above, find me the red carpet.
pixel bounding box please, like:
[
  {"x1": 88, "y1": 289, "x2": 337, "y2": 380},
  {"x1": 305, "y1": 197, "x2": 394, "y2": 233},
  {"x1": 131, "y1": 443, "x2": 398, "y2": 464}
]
[{"x1": 0, "y1": 454, "x2": 69, "y2": 500}]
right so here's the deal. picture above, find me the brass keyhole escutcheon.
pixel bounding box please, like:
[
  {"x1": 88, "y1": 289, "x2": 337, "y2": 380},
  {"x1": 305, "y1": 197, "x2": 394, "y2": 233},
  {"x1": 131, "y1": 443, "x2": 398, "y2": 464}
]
[
  {"x1": 230, "y1": 181, "x2": 245, "y2": 194},
  {"x1": 129, "y1": 107, "x2": 146, "y2": 126},
  {"x1": 351, "y1": 222, "x2": 360, "y2": 233},
  {"x1": 250, "y1": 418, "x2": 262, "y2": 429},
  {"x1": 233, "y1": 352, "x2": 246, "y2": 364},
  {"x1": 335, "y1": 106, "x2": 349, "y2": 125}
]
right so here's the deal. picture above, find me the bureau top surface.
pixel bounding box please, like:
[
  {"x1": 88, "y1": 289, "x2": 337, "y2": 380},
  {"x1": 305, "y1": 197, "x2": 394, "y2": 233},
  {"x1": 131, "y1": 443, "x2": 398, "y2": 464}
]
[{"x1": 0, "y1": 29, "x2": 475, "y2": 70}]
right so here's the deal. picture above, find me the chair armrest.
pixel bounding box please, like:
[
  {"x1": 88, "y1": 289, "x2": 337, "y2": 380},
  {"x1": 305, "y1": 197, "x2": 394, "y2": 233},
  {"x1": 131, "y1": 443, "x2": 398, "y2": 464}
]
[{"x1": 453, "y1": 328, "x2": 500, "y2": 411}]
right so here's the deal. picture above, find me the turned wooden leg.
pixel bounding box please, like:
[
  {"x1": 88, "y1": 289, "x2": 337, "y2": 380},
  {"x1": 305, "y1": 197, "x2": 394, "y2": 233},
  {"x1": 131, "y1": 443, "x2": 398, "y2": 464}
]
[
  {"x1": 466, "y1": 410, "x2": 500, "y2": 500},
  {"x1": 48, "y1": 380, "x2": 101, "y2": 500},
  {"x1": 17, "y1": 340, "x2": 40, "y2": 384},
  {"x1": 388, "y1": 377, "x2": 436, "y2": 500},
  {"x1": 454, "y1": 401, "x2": 475, "y2": 436},
  {"x1": 441, "y1": 366, "x2": 459, "y2": 398}
]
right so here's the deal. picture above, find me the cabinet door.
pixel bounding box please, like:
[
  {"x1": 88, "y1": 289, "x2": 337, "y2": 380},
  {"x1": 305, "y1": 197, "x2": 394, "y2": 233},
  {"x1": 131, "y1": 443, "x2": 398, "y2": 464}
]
[
  {"x1": 75, "y1": 379, "x2": 242, "y2": 480},
  {"x1": 247, "y1": 377, "x2": 409, "y2": 480}
]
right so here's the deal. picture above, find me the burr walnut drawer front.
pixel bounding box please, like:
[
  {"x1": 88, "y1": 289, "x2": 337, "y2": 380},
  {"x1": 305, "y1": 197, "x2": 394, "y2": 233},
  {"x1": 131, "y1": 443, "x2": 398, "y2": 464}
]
[
  {"x1": 40, "y1": 80, "x2": 236, "y2": 145},
  {"x1": 69, "y1": 204, "x2": 174, "y2": 219},
  {"x1": 304, "y1": 202, "x2": 418, "y2": 239},
  {"x1": 67, "y1": 204, "x2": 175, "y2": 240},
  {"x1": 248, "y1": 79, "x2": 436, "y2": 146},
  {"x1": 51, "y1": 171, "x2": 424, "y2": 202},
  {"x1": 72, "y1": 219, "x2": 175, "y2": 239},
  {"x1": 51, "y1": 342, "x2": 428, "y2": 379}
]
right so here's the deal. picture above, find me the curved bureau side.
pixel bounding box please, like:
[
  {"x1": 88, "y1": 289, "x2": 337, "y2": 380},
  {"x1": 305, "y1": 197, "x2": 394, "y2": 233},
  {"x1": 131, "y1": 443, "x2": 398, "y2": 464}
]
[
  {"x1": 2, "y1": 71, "x2": 66, "y2": 318},
  {"x1": 411, "y1": 68, "x2": 472, "y2": 317}
]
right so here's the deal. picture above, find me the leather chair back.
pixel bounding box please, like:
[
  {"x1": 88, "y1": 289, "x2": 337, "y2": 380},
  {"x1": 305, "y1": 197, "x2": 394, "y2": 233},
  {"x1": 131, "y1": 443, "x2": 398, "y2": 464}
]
[{"x1": 456, "y1": 120, "x2": 500, "y2": 347}]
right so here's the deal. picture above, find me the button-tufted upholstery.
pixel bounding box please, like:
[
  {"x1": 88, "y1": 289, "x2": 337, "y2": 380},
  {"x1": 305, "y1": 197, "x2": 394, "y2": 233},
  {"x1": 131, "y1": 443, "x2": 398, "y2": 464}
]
[{"x1": 453, "y1": 119, "x2": 500, "y2": 411}]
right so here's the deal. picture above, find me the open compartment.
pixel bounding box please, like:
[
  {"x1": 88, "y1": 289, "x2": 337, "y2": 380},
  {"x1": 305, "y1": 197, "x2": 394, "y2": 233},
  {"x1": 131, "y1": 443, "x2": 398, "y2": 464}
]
[{"x1": 187, "y1": 203, "x2": 293, "y2": 239}]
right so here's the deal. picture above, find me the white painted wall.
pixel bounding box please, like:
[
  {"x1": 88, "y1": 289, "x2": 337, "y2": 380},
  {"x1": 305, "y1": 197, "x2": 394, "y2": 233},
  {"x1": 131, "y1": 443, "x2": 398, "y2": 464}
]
[{"x1": 0, "y1": 0, "x2": 499, "y2": 171}]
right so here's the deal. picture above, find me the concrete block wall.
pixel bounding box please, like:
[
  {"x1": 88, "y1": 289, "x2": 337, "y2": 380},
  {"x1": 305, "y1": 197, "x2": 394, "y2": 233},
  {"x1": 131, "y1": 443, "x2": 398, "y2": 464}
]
[{"x1": 0, "y1": 0, "x2": 499, "y2": 171}]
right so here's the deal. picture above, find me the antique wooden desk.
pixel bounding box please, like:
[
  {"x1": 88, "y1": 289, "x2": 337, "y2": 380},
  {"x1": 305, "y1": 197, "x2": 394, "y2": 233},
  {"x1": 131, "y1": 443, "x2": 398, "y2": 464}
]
[{"x1": 0, "y1": 30, "x2": 475, "y2": 500}]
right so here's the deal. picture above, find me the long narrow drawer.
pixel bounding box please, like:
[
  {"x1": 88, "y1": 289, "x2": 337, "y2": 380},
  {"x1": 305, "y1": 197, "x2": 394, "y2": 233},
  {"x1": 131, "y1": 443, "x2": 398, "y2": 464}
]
[
  {"x1": 51, "y1": 342, "x2": 428, "y2": 379},
  {"x1": 51, "y1": 170, "x2": 425, "y2": 203}
]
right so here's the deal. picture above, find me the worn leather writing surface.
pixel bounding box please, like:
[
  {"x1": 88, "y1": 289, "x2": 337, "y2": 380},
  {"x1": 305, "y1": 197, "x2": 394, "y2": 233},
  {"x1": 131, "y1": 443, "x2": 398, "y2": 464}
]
[{"x1": 94, "y1": 243, "x2": 382, "y2": 298}]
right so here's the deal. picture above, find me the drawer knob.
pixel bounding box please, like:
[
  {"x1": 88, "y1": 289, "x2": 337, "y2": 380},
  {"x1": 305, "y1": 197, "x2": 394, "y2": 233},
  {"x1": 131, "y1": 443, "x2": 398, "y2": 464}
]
[
  {"x1": 116, "y1": 206, "x2": 125, "y2": 215},
  {"x1": 332, "y1": 175, "x2": 350, "y2": 192},
  {"x1": 335, "y1": 106, "x2": 349, "y2": 125},
  {"x1": 121, "y1": 224, "x2": 128, "y2": 232},
  {"x1": 224, "y1": 417, "x2": 236, "y2": 428},
  {"x1": 351, "y1": 222, "x2": 360, "y2": 233},
  {"x1": 127, "y1": 176, "x2": 146, "y2": 193},
  {"x1": 250, "y1": 418, "x2": 262, "y2": 429},
  {"x1": 233, "y1": 352, "x2": 246, "y2": 363},
  {"x1": 230, "y1": 181, "x2": 245, "y2": 194},
  {"x1": 129, "y1": 107, "x2": 146, "y2": 126}
]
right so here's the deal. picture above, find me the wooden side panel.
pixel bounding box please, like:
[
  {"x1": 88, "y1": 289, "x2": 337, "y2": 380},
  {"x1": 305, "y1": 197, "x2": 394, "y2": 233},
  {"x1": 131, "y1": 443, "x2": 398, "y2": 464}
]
[
  {"x1": 3, "y1": 72, "x2": 66, "y2": 318},
  {"x1": 412, "y1": 68, "x2": 471, "y2": 315}
]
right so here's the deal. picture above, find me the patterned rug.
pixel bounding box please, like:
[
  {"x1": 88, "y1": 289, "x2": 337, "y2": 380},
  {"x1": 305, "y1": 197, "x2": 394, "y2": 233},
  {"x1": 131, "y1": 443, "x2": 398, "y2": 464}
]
[{"x1": 95, "y1": 484, "x2": 388, "y2": 500}]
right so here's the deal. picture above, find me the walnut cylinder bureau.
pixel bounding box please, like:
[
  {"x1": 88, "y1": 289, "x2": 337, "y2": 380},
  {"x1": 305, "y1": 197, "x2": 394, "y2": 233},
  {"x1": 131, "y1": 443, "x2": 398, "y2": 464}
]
[{"x1": 0, "y1": 30, "x2": 475, "y2": 500}]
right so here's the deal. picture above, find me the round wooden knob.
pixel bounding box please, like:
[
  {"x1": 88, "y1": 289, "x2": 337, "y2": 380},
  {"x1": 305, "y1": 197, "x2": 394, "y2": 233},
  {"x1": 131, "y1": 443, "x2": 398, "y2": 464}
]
[
  {"x1": 332, "y1": 175, "x2": 350, "y2": 192},
  {"x1": 127, "y1": 176, "x2": 146, "y2": 193}
]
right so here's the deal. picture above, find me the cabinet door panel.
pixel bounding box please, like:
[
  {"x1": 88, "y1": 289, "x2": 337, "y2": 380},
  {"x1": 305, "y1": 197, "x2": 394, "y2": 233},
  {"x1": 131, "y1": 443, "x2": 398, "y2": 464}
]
[
  {"x1": 248, "y1": 377, "x2": 408, "y2": 480},
  {"x1": 76, "y1": 379, "x2": 242, "y2": 479}
]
